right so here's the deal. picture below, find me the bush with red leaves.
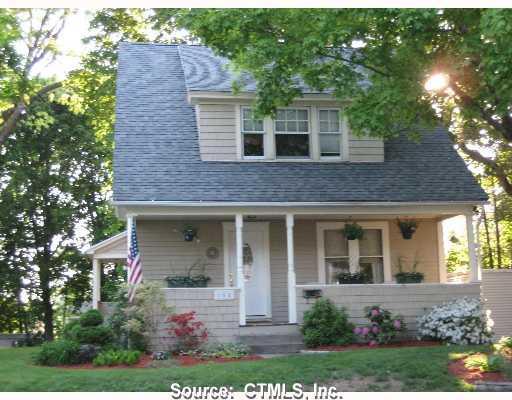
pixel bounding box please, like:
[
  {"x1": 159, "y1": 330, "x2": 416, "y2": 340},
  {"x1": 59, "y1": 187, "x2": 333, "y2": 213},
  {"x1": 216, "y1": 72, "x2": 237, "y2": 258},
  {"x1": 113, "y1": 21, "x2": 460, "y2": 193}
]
[{"x1": 166, "y1": 311, "x2": 208, "y2": 352}]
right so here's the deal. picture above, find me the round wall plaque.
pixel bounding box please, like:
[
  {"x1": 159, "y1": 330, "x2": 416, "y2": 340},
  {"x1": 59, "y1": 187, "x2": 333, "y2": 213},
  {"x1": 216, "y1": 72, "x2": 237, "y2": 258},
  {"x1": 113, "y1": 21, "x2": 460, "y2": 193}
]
[{"x1": 206, "y1": 246, "x2": 219, "y2": 260}]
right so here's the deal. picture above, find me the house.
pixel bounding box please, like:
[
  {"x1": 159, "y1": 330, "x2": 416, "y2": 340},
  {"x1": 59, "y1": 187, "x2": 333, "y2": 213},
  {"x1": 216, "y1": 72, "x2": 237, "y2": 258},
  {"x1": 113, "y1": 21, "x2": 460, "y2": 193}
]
[{"x1": 85, "y1": 43, "x2": 487, "y2": 350}]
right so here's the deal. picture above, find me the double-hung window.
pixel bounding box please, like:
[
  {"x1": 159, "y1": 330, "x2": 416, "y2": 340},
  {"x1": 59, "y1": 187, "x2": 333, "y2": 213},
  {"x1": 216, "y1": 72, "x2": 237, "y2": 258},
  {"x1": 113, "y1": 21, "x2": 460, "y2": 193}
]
[
  {"x1": 318, "y1": 222, "x2": 389, "y2": 284},
  {"x1": 319, "y1": 109, "x2": 342, "y2": 158},
  {"x1": 241, "y1": 107, "x2": 265, "y2": 158},
  {"x1": 274, "y1": 109, "x2": 310, "y2": 158}
]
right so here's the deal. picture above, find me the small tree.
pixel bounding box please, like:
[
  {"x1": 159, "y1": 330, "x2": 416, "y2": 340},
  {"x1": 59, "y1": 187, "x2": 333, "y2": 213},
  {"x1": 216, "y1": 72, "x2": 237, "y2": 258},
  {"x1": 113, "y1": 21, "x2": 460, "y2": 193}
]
[{"x1": 301, "y1": 298, "x2": 355, "y2": 348}]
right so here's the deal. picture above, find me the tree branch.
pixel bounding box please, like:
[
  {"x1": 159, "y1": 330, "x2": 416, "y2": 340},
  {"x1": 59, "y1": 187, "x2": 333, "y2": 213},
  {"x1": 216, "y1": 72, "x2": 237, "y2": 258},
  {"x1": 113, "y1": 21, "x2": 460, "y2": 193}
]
[
  {"x1": 447, "y1": 130, "x2": 512, "y2": 196},
  {"x1": 0, "y1": 81, "x2": 63, "y2": 145},
  {"x1": 319, "y1": 50, "x2": 391, "y2": 78}
]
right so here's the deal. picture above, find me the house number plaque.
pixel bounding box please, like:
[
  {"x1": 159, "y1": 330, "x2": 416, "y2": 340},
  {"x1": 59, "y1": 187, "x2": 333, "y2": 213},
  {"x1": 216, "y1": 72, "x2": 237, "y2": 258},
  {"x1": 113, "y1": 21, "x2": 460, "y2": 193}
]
[{"x1": 213, "y1": 289, "x2": 235, "y2": 301}]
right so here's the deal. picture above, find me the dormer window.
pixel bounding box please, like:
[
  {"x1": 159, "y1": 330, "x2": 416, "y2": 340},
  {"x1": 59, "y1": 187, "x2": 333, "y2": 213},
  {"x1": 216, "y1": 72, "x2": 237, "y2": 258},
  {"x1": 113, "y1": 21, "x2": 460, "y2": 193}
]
[
  {"x1": 275, "y1": 108, "x2": 310, "y2": 158},
  {"x1": 319, "y1": 109, "x2": 342, "y2": 158},
  {"x1": 241, "y1": 107, "x2": 265, "y2": 158}
]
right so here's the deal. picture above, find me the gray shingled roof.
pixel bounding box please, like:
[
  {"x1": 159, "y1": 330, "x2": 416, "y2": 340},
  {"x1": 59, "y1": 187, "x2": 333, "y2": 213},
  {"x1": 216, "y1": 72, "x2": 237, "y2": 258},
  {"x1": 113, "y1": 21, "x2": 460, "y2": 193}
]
[{"x1": 113, "y1": 42, "x2": 487, "y2": 203}]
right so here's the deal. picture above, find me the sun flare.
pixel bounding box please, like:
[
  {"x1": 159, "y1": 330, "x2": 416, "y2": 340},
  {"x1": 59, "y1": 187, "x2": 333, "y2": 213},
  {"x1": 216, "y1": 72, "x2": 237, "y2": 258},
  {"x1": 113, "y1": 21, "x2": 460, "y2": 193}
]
[{"x1": 425, "y1": 73, "x2": 450, "y2": 92}]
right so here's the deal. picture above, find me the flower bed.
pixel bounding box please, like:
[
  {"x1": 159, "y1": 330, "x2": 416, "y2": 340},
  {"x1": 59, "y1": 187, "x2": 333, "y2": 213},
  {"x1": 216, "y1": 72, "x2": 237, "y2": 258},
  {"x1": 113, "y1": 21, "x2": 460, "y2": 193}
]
[
  {"x1": 449, "y1": 355, "x2": 507, "y2": 384},
  {"x1": 176, "y1": 354, "x2": 263, "y2": 367},
  {"x1": 57, "y1": 354, "x2": 153, "y2": 369}
]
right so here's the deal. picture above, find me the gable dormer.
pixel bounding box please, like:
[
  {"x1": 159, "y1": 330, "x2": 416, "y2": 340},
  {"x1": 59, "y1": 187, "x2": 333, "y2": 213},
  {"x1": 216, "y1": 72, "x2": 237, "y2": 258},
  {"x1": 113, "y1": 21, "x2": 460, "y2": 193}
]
[{"x1": 192, "y1": 97, "x2": 384, "y2": 162}]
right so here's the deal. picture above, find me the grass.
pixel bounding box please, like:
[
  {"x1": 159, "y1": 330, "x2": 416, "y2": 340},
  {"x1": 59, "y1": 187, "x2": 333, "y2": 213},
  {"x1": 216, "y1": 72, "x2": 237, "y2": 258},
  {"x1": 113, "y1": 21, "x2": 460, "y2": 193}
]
[{"x1": 0, "y1": 345, "x2": 493, "y2": 392}]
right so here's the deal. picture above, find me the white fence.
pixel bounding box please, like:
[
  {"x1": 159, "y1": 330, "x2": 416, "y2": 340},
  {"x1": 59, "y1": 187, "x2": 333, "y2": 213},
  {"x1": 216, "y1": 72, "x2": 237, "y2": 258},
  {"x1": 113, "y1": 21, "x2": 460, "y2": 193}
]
[{"x1": 482, "y1": 270, "x2": 512, "y2": 338}]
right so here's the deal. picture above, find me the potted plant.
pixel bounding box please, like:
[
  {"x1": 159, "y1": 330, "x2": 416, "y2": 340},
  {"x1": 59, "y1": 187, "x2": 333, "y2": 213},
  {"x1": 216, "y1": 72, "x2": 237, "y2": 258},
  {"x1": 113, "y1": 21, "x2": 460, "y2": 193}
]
[
  {"x1": 182, "y1": 224, "x2": 198, "y2": 242},
  {"x1": 394, "y1": 256, "x2": 424, "y2": 283},
  {"x1": 397, "y1": 219, "x2": 418, "y2": 240},
  {"x1": 166, "y1": 259, "x2": 211, "y2": 288},
  {"x1": 336, "y1": 271, "x2": 369, "y2": 284},
  {"x1": 343, "y1": 222, "x2": 364, "y2": 240}
]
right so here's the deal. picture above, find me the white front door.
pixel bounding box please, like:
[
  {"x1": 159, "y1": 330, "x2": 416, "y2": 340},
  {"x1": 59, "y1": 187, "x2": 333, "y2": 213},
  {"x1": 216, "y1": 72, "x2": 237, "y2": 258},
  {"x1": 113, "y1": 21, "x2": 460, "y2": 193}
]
[{"x1": 224, "y1": 222, "x2": 271, "y2": 318}]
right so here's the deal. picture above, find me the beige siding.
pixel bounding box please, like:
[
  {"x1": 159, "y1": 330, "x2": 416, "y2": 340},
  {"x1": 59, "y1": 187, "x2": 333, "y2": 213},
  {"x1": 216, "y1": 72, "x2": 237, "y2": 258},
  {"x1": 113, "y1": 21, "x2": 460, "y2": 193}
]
[
  {"x1": 349, "y1": 133, "x2": 384, "y2": 162},
  {"x1": 137, "y1": 220, "x2": 225, "y2": 286},
  {"x1": 196, "y1": 102, "x2": 385, "y2": 162},
  {"x1": 296, "y1": 283, "x2": 481, "y2": 335},
  {"x1": 389, "y1": 219, "x2": 440, "y2": 283},
  {"x1": 482, "y1": 270, "x2": 512, "y2": 338},
  {"x1": 197, "y1": 104, "x2": 238, "y2": 161}
]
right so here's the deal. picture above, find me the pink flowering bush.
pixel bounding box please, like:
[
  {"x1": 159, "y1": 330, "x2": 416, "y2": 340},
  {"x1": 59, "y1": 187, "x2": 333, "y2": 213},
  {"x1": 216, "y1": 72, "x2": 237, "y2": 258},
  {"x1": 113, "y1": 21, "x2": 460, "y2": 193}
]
[{"x1": 354, "y1": 305, "x2": 406, "y2": 345}]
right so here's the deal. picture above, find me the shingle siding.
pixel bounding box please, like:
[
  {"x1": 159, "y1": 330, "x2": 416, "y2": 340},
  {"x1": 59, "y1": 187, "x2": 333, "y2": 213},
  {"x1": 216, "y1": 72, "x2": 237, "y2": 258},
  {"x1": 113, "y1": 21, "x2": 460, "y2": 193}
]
[{"x1": 113, "y1": 42, "x2": 487, "y2": 204}]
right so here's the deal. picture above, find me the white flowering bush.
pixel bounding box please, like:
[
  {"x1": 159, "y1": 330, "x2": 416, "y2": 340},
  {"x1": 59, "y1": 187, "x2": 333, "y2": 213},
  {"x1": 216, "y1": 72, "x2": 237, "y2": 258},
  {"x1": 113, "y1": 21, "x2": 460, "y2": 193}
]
[{"x1": 416, "y1": 297, "x2": 493, "y2": 345}]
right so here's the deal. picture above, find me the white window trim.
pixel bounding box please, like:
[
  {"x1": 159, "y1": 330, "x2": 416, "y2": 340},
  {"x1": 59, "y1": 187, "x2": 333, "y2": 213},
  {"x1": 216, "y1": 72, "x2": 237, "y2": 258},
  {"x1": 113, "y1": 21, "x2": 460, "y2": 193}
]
[
  {"x1": 318, "y1": 107, "x2": 343, "y2": 160},
  {"x1": 236, "y1": 105, "x2": 349, "y2": 162},
  {"x1": 240, "y1": 106, "x2": 266, "y2": 160},
  {"x1": 316, "y1": 221, "x2": 392, "y2": 284}
]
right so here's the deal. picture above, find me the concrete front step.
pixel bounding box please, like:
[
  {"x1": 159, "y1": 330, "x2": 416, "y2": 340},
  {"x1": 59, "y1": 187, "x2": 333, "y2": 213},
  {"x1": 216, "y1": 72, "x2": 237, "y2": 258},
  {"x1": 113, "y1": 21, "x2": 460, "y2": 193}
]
[
  {"x1": 239, "y1": 330, "x2": 304, "y2": 354},
  {"x1": 240, "y1": 323, "x2": 301, "y2": 336}
]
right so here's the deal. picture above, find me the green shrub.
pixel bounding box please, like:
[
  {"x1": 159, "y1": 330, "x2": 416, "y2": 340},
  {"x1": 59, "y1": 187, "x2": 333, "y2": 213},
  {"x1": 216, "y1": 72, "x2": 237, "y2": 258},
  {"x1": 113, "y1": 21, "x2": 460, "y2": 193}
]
[
  {"x1": 184, "y1": 342, "x2": 251, "y2": 359},
  {"x1": 465, "y1": 353, "x2": 505, "y2": 372},
  {"x1": 79, "y1": 309, "x2": 104, "y2": 327},
  {"x1": 74, "y1": 325, "x2": 113, "y2": 345},
  {"x1": 34, "y1": 340, "x2": 80, "y2": 366},
  {"x1": 301, "y1": 298, "x2": 355, "y2": 348},
  {"x1": 92, "y1": 349, "x2": 141, "y2": 367}
]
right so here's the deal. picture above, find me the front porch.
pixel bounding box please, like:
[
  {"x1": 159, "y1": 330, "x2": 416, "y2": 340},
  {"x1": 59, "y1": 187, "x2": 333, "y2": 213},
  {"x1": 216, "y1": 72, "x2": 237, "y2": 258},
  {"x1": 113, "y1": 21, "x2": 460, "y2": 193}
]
[{"x1": 87, "y1": 203, "x2": 482, "y2": 342}]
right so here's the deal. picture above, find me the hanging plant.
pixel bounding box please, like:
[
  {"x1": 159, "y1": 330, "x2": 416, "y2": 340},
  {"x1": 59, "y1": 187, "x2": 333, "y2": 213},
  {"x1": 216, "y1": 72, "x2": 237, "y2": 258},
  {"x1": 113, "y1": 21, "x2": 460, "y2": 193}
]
[
  {"x1": 182, "y1": 224, "x2": 198, "y2": 242},
  {"x1": 397, "y1": 219, "x2": 418, "y2": 240},
  {"x1": 343, "y1": 222, "x2": 364, "y2": 240}
]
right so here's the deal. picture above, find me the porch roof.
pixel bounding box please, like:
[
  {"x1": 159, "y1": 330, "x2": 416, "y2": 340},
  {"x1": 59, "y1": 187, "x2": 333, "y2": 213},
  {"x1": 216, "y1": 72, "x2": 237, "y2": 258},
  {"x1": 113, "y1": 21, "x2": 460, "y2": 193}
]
[{"x1": 83, "y1": 231, "x2": 126, "y2": 260}]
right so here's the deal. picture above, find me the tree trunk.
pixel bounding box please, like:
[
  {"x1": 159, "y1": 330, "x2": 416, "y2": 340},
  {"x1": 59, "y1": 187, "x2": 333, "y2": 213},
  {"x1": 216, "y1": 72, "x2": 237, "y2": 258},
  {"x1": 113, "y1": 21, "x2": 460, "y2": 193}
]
[
  {"x1": 482, "y1": 207, "x2": 494, "y2": 269},
  {"x1": 38, "y1": 262, "x2": 54, "y2": 340},
  {"x1": 491, "y1": 187, "x2": 503, "y2": 267}
]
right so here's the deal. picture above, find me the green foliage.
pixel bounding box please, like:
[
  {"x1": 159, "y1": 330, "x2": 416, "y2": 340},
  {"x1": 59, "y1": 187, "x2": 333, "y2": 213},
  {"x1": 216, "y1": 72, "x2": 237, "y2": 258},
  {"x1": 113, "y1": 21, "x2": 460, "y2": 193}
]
[
  {"x1": 165, "y1": 275, "x2": 210, "y2": 288},
  {"x1": 464, "y1": 353, "x2": 505, "y2": 372},
  {"x1": 72, "y1": 325, "x2": 113, "y2": 346},
  {"x1": 61, "y1": 319, "x2": 80, "y2": 340},
  {"x1": 108, "y1": 282, "x2": 174, "y2": 351},
  {"x1": 336, "y1": 272, "x2": 369, "y2": 284},
  {"x1": 343, "y1": 222, "x2": 364, "y2": 240},
  {"x1": 301, "y1": 298, "x2": 355, "y2": 348},
  {"x1": 494, "y1": 336, "x2": 512, "y2": 357},
  {"x1": 34, "y1": 339, "x2": 80, "y2": 366},
  {"x1": 79, "y1": 310, "x2": 104, "y2": 327},
  {"x1": 92, "y1": 349, "x2": 141, "y2": 367},
  {"x1": 355, "y1": 305, "x2": 406, "y2": 345},
  {"x1": 175, "y1": 9, "x2": 512, "y2": 196},
  {"x1": 184, "y1": 342, "x2": 251, "y2": 359}
]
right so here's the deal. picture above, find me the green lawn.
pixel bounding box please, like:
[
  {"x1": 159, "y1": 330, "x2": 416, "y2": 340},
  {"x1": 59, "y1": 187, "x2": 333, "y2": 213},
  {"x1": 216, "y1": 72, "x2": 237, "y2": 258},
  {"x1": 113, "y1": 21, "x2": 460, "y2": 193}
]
[{"x1": 0, "y1": 345, "x2": 492, "y2": 392}]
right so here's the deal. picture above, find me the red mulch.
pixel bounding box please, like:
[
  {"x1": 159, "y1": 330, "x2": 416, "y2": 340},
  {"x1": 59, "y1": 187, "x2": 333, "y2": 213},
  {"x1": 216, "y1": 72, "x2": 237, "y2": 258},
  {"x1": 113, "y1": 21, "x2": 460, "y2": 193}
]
[
  {"x1": 312, "y1": 340, "x2": 441, "y2": 352},
  {"x1": 448, "y1": 356, "x2": 507, "y2": 384},
  {"x1": 58, "y1": 354, "x2": 153, "y2": 370},
  {"x1": 176, "y1": 354, "x2": 263, "y2": 367}
]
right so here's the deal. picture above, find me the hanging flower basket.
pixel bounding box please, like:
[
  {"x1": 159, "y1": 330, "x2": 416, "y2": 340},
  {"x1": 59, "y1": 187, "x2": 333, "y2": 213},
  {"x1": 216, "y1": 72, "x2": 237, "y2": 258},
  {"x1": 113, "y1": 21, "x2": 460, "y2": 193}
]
[
  {"x1": 397, "y1": 219, "x2": 418, "y2": 240},
  {"x1": 182, "y1": 225, "x2": 198, "y2": 242},
  {"x1": 343, "y1": 222, "x2": 364, "y2": 240}
]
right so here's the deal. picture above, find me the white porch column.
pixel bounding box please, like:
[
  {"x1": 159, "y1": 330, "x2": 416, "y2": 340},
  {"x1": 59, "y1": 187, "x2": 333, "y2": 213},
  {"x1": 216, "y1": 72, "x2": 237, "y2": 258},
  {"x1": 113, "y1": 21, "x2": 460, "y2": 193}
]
[
  {"x1": 92, "y1": 258, "x2": 101, "y2": 309},
  {"x1": 286, "y1": 214, "x2": 297, "y2": 324},
  {"x1": 466, "y1": 212, "x2": 480, "y2": 282},
  {"x1": 235, "y1": 214, "x2": 246, "y2": 326},
  {"x1": 437, "y1": 220, "x2": 447, "y2": 283}
]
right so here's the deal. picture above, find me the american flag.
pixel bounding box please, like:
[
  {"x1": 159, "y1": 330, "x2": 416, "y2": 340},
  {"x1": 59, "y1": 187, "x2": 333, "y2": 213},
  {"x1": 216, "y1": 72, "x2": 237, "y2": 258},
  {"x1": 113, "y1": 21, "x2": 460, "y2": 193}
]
[{"x1": 127, "y1": 223, "x2": 142, "y2": 302}]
